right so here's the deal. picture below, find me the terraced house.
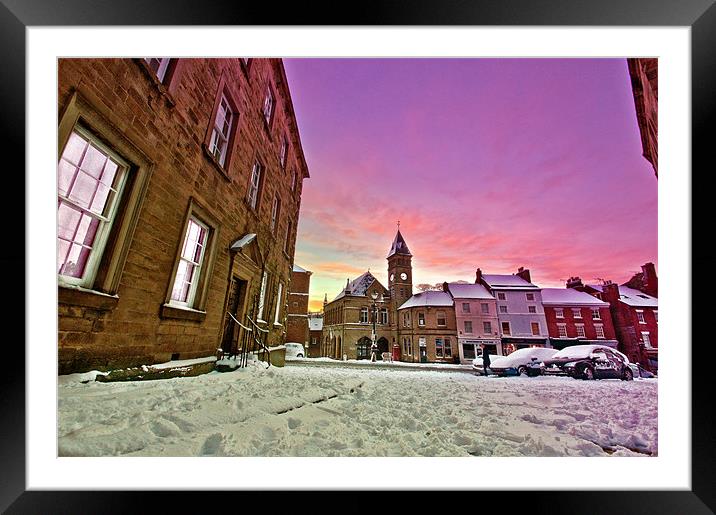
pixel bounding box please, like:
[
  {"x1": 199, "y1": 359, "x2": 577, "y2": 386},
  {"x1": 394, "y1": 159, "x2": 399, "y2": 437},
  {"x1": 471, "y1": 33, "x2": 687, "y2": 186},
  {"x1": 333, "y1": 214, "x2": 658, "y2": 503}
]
[{"x1": 57, "y1": 58, "x2": 309, "y2": 373}]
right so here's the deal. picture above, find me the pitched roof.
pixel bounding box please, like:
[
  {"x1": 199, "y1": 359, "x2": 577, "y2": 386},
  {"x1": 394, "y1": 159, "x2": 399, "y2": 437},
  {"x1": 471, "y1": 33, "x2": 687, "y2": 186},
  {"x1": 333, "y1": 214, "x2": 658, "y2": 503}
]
[
  {"x1": 586, "y1": 284, "x2": 658, "y2": 307},
  {"x1": 398, "y1": 291, "x2": 453, "y2": 310},
  {"x1": 292, "y1": 264, "x2": 308, "y2": 273},
  {"x1": 387, "y1": 230, "x2": 412, "y2": 258},
  {"x1": 541, "y1": 288, "x2": 608, "y2": 306},
  {"x1": 332, "y1": 271, "x2": 380, "y2": 301},
  {"x1": 481, "y1": 274, "x2": 538, "y2": 289},
  {"x1": 446, "y1": 282, "x2": 494, "y2": 300}
]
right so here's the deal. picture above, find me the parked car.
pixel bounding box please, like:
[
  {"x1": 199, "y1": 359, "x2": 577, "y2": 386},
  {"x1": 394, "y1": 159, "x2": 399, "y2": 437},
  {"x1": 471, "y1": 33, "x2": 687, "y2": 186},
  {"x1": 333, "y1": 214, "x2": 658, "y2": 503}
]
[
  {"x1": 284, "y1": 342, "x2": 306, "y2": 359},
  {"x1": 488, "y1": 347, "x2": 558, "y2": 377},
  {"x1": 541, "y1": 344, "x2": 634, "y2": 380},
  {"x1": 471, "y1": 354, "x2": 499, "y2": 375}
]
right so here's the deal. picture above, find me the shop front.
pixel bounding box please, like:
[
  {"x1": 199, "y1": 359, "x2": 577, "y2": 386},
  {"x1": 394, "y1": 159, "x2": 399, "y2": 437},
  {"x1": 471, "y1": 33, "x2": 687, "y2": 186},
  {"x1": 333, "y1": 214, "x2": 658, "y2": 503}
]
[
  {"x1": 501, "y1": 337, "x2": 549, "y2": 355},
  {"x1": 460, "y1": 338, "x2": 502, "y2": 363}
]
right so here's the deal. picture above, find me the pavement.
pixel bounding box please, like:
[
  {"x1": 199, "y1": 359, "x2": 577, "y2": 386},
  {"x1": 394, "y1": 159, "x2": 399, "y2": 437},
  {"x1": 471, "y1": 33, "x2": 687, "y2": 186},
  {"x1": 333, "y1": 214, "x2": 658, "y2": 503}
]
[{"x1": 284, "y1": 357, "x2": 477, "y2": 374}]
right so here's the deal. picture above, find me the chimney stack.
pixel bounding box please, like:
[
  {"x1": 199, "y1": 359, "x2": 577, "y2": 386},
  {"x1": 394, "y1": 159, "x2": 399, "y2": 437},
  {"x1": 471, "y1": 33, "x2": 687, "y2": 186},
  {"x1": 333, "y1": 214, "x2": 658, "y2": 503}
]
[
  {"x1": 566, "y1": 276, "x2": 584, "y2": 289},
  {"x1": 475, "y1": 268, "x2": 482, "y2": 284},
  {"x1": 641, "y1": 262, "x2": 658, "y2": 297},
  {"x1": 516, "y1": 267, "x2": 531, "y2": 283},
  {"x1": 601, "y1": 282, "x2": 620, "y2": 304}
]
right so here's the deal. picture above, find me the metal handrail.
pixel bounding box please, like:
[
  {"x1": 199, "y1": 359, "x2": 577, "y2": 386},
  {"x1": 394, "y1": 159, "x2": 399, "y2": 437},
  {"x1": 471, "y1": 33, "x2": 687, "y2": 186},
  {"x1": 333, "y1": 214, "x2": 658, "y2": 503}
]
[{"x1": 226, "y1": 312, "x2": 252, "y2": 332}]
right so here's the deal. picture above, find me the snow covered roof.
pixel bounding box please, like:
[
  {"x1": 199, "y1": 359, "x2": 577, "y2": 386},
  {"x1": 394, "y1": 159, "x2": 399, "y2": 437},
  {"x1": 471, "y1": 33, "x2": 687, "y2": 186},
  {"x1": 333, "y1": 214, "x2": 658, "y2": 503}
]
[
  {"x1": 587, "y1": 284, "x2": 658, "y2": 308},
  {"x1": 332, "y1": 271, "x2": 381, "y2": 301},
  {"x1": 398, "y1": 291, "x2": 453, "y2": 310},
  {"x1": 541, "y1": 288, "x2": 608, "y2": 306},
  {"x1": 308, "y1": 317, "x2": 323, "y2": 331},
  {"x1": 446, "y1": 282, "x2": 494, "y2": 300},
  {"x1": 292, "y1": 264, "x2": 309, "y2": 273},
  {"x1": 481, "y1": 274, "x2": 538, "y2": 289},
  {"x1": 387, "y1": 230, "x2": 412, "y2": 258}
]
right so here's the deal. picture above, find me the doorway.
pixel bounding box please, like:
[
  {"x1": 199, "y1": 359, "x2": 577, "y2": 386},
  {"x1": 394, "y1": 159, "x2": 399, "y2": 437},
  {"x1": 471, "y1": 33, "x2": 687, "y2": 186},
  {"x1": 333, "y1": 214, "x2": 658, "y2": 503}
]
[{"x1": 221, "y1": 276, "x2": 248, "y2": 354}]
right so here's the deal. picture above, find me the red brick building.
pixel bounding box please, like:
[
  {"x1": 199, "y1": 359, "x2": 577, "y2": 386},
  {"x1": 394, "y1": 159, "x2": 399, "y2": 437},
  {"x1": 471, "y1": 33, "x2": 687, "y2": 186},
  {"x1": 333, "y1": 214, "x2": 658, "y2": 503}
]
[
  {"x1": 307, "y1": 313, "x2": 323, "y2": 358},
  {"x1": 57, "y1": 58, "x2": 309, "y2": 373},
  {"x1": 568, "y1": 263, "x2": 658, "y2": 372},
  {"x1": 541, "y1": 288, "x2": 617, "y2": 350},
  {"x1": 627, "y1": 58, "x2": 658, "y2": 177},
  {"x1": 286, "y1": 264, "x2": 312, "y2": 345}
]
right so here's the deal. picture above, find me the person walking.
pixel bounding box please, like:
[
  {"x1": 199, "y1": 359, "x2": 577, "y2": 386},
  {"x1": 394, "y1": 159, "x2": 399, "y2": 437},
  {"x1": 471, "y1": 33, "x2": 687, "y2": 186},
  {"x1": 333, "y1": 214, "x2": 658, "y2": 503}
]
[
  {"x1": 481, "y1": 344, "x2": 491, "y2": 376},
  {"x1": 370, "y1": 340, "x2": 379, "y2": 362}
]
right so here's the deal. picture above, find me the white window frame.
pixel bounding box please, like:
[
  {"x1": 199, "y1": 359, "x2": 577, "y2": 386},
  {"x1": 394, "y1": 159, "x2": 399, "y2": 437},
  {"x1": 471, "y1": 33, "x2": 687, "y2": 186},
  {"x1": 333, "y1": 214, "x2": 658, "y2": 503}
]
[
  {"x1": 208, "y1": 94, "x2": 234, "y2": 166},
  {"x1": 247, "y1": 160, "x2": 262, "y2": 209},
  {"x1": 169, "y1": 217, "x2": 210, "y2": 308},
  {"x1": 528, "y1": 305, "x2": 537, "y2": 313},
  {"x1": 501, "y1": 321, "x2": 511, "y2": 336},
  {"x1": 592, "y1": 308, "x2": 601, "y2": 320},
  {"x1": 575, "y1": 323, "x2": 586, "y2": 338},
  {"x1": 144, "y1": 58, "x2": 171, "y2": 82},
  {"x1": 435, "y1": 337, "x2": 444, "y2": 357},
  {"x1": 58, "y1": 127, "x2": 130, "y2": 288},
  {"x1": 291, "y1": 168, "x2": 297, "y2": 192},
  {"x1": 572, "y1": 308, "x2": 582, "y2": 319},
  {"x1": 531, "y1": 322, "x2": 541, "y2": 336},
  {"x1": 279, "y1": 134, "x2": 288, "y2": 168},
  {"x1": 270, "y1": 194, "x2": 280, "y2": 232},
  {"x1": 418, "y1": 312, "x2": 425, "y2": 326},
  {"x1": 444, "y1": 338, "x2": 452, "y2": 358},
  {"x1": 557, "y1": 323, "x2": 567, "y2": 338},
  {"x1": 436, "y1": 311, "x2": 446, "y2": 327},
  {"x1": 257, "y1": 271, "x2": 268, "y2": 322},
  {"x1": 637, "y1": 310, "x2": 646, "y2": 324},
  {"x1": 595, "y1": 324, "x2": 605, "y2": 339},
  {"x1": 642, "y1": 331, "x2": 652, "y2": 347},
  {"x1": 464, "y1": 321, "x2": 473, "y2": 334},
  {"x1": 380, "y1": 308, "x2": 388, "y2": 325},
  {"x1": 274, "y1": 282, "x2": 283, "y2": 325},
  {"x1": 555, "y1": 307, "x2": 564, "y2": 318},
  {"x1": 360, "y1": 307, "x2": 369, "y2": 324},
  {"x1": 263, "y1": 85, "x2": 275, "y2": 125}
]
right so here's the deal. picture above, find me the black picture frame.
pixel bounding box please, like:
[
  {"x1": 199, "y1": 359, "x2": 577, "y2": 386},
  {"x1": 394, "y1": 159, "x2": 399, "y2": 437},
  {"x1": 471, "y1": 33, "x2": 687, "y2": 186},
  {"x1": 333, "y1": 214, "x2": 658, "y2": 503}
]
[{"x1": 2, "y1": 0, "x2": 710, "y2": 512}]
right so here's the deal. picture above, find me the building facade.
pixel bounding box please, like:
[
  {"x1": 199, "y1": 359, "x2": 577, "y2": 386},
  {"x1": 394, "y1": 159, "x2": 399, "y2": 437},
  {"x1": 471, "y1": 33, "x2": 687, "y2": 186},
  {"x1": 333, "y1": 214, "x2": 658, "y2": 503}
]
[
  {"x1": 444, "y1": 281, "x2": 500, "y2": 363},
  {"x1": 307, "y1": 313, "x2": 323, "y2": 358},
  {"x1": 397, "y1": 291, "x2": 458, "y2": 363},
  {"x1": 568, "y1": 265, "x2": 658, "y2": 372},
  {"x1": 57, "y1": 58, "x2": 309, "y2": 373},
  {"x1": 286, "y1": 264, "x2": 312, "y2": 345},
  {"x1": 479, "y1": 268, "x2": 549, "y2": 354},
  {"x1": 627, "y1": 58, "x2": 658, "y2": 177},
  {"x1": 541, "y1": 288, "x2": 617, "y2": 350}
]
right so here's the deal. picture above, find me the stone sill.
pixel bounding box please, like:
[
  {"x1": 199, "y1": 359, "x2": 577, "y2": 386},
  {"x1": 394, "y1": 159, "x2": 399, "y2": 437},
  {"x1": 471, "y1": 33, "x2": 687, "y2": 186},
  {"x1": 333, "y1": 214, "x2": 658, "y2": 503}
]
[
  {"x1": 58, "y1": 285, "x2": 119, "y2": 311},
  {"x1": 160, "y1": 303, "x2": 207, "y2": 322}
]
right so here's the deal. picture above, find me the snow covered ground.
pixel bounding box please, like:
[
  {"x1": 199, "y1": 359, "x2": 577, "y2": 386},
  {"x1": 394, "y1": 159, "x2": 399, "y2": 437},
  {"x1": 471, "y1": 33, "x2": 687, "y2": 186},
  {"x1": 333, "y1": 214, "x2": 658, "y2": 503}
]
[{"x1": 58, "y1": 361, "x2": 657, "y2": 457}]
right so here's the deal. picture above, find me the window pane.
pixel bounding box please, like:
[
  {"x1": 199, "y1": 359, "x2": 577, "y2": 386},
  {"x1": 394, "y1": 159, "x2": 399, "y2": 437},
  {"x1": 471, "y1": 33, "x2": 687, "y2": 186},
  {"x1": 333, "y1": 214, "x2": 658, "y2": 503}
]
[
  {"x1": 100, "y1": 159, "x2": 119, "y2": 186},
  {"x1": 80, "y1": 144, "x2": 109, "y2": 179},
  {"x1": 62, "y1": 132, "x2": 89, "y2": 165},
  {"x1": 61, "y1": 243, "x2": 91, "y2": 278},
  {"x1": 58, "y1": 159, "x2": 78, "y2": 196},
  {"x1": 57, "y1": 239, "x2": 71, "y2": 274},
  {"x1": 76, "y1": 213, "x2": 100, "y2": 247},
  {"x1": 58, "y1": 201, "x2": 82, "y2": 240},
  {"x1": 68, "y1": 171, "x2": 99, "y2": 209}
]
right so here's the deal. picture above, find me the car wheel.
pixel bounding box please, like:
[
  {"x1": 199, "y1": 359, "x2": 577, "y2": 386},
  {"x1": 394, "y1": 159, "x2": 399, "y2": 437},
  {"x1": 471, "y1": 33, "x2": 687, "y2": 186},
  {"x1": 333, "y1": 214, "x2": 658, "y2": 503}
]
[
  {"x1": 622, "y1": 367, "x2": 634, "y2": 381},
  {"x1": 580, "y1": 365, "x2": 594, "y2": 380},
  {"x1": 517, "y1": 366, "x2": 526, "y2": 376},
  {"x1": 297, "y1": 354, "x2": 304, "y2": 358}
]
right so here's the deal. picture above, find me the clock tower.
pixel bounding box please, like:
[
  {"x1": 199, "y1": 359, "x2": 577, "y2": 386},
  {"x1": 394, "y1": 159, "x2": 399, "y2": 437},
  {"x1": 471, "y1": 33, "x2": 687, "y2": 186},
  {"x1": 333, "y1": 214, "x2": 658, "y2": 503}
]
[{"x1": 387, "y1": 228, "x2": 413, "y2": 322}]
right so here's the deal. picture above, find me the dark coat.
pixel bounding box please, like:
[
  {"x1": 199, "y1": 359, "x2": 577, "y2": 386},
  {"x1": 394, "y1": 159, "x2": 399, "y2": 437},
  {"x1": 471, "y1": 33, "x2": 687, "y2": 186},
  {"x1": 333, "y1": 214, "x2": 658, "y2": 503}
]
[{"x1": 482, "y1": 351, "x2": 491, "y2": 368}]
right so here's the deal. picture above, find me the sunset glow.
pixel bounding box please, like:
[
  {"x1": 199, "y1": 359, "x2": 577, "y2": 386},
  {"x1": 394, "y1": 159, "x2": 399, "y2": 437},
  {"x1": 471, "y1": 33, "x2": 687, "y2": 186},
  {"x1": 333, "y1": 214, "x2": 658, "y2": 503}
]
[{"x1": 283, "y1": 59, "x2": 658, "y2": 312}]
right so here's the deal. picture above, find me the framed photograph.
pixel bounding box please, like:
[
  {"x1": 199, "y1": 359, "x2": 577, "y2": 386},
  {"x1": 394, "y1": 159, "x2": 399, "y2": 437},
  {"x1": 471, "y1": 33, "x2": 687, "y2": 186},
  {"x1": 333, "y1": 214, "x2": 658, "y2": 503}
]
[{"x1": 5, "y1": 0, "x2": 711, "y2": 512}]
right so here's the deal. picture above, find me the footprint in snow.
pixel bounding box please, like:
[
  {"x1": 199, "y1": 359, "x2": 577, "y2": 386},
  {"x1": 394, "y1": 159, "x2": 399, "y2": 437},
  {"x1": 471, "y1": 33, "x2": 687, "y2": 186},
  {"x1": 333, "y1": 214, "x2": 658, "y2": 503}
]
[
  {"x1": 200, "y1": 433, "x2": 224, "y2": 456},
  {"x1": 287, "y1": 417, "x2": 302, "y2": 430}
]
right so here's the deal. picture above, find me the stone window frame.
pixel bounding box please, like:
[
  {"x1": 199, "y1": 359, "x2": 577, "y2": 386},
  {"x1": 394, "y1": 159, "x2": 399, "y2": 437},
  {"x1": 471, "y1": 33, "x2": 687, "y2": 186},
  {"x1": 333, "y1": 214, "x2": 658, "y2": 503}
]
[
  {"x1": 160, "y1": 198, "x2": 220, "y2": 322},
  {"x1": 57, "y1": 91, "x2": 154, "y2": 311},
  {"x1": 531, "y1": 322, "x2": 541, "y2": 336},
  {"x1": 279, "y1": 133, "x2": 289, "y2": 169},
  {"x1": 360, "y1": 307, "x2": 369, "y2": 324},
  {"x1": 435, "y1": 337, "x2": 444, "y2": 357},
  {"x1": 135, "y1": 58, "x2": 181, "y2": 105},
  {"x1": 418, "y1": 312, "x2": 425, "y2": 326},
  {"x1": 444, "y1": 337, "x2": 452, "y2": 358},
  {"x1": 246, "y1": 157, "x2": 266, "y2": 212},
  {"x1": 262, "y1": 80, "x2": 277, "y2": 134},
  {"x1": 270, "y1": 193, "x2": 281, "y2": 233},
  {"x1": 436, "y1": 310, "x2": 446, "y2": 327},
  {"x1": 273, "y1": 282, "x2": 284, "y2": 326},
  {"x1": 203, "y1": 71, "x2": 241, "y2": 180}
]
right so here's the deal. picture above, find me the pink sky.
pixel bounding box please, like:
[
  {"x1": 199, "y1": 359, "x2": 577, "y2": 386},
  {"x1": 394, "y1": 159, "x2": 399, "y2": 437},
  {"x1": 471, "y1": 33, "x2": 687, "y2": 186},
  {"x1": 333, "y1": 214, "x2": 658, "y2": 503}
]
[{"x1": 282, "y1": 59, "x2": 657, "y2": 312}]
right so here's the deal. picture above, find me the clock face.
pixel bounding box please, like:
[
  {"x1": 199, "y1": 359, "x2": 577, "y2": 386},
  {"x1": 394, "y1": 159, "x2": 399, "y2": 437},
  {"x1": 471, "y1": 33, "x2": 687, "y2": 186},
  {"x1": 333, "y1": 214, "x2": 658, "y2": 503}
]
[
  {"x1": 400, "y1": 272, "x2": 408, "y2": 281},
  {"x1": 390, "y1": 273, "x2": 395, "y2": 282}
]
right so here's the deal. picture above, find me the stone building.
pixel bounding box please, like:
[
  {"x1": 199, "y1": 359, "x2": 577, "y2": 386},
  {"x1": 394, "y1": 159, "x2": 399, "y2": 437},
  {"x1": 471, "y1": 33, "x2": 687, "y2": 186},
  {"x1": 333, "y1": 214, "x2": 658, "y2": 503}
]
[
  {"x1": 57, "y1": 58, "x2": 309, "y2": 373},
  {"x1": 627, "y1": 58, "x2": 658, "y2": 177},
  {"x1": 285, "y1": 264, "x2": 312, "y2": 345},
  {"x1": 397, "y1": 291, "x2": 458, "y2": 363}
]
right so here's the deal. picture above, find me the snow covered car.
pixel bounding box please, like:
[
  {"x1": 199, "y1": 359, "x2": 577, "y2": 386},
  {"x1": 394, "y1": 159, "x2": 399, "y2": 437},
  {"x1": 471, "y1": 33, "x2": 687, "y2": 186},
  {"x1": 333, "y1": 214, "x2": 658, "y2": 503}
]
[
  {"x1": 541, "y1": 344, "x2": 634, "y2": 380},
  {"x1": 488, "y1": 347, "x2": 558, "y2": 377},
  {"x1": 471, "y1": 354, "x2": 499, "y2": 374},
  {"x1": 284, "y1": 342, "x2": 306, "y2": 359}
]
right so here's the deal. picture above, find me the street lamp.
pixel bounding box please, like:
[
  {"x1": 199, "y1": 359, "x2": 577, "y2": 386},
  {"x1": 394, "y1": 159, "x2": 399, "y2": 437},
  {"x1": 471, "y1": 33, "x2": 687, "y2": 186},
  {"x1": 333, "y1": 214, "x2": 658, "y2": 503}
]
[{"x1": 370, "y1": 291, "x2": 384, "y2": 361}]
